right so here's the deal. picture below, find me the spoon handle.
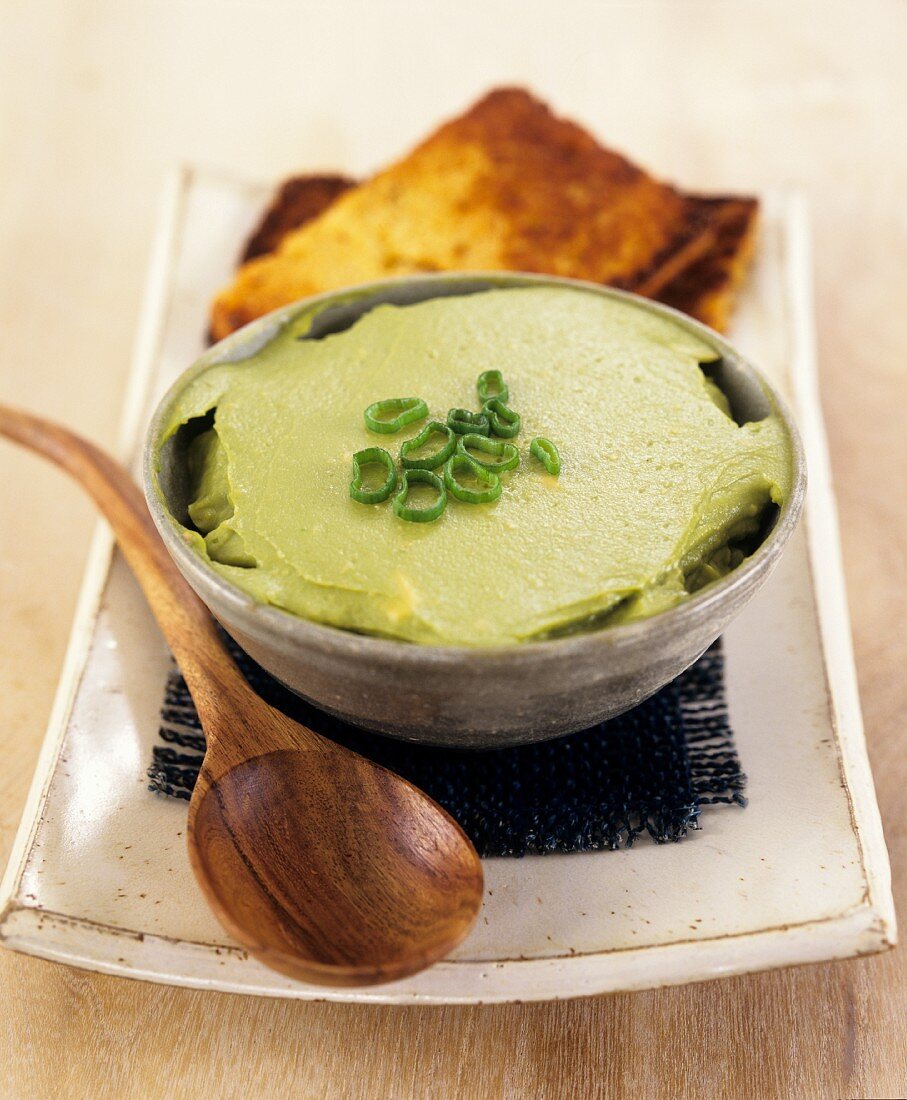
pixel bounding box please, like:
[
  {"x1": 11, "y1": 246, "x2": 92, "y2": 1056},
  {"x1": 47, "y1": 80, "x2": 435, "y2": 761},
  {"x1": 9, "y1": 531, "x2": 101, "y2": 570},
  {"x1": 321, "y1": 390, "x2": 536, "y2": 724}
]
[{"x1": 0, "y1": 404, "x2": 253, "y2": 717}]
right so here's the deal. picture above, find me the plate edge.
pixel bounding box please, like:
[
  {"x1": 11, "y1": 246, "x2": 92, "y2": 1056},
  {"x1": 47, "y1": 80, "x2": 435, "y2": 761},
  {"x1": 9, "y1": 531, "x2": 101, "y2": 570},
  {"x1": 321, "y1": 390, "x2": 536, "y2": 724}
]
[
  {"x1": 781, "y1": 192, "x2": 896, "y2": 945},
  {"x1": 0, "y1": 167, "x2": 190, "y2": 932},
  {"x1": 0, "y1": 897, "x2": 891, "y2": 1005}
]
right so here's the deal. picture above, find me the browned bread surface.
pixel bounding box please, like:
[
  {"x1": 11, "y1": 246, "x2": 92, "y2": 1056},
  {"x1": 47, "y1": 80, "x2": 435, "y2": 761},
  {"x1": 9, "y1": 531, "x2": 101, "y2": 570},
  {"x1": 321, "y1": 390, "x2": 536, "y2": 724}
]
[
  {"x1": 241, "y1": 175, "x2": 355, "y2": 262},
  {"x1": 212, "y1": 89, "x2": 758, "y2": 338},
  {"x1": 654, "y1": 196, "x2": 759, "y2": 331}
]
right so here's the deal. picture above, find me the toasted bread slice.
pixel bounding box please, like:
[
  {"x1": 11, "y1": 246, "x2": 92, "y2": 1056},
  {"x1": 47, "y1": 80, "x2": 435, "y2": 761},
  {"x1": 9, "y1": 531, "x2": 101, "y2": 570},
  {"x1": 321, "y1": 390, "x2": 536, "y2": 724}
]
[
  {"x1": 212, "y1": 89, "x2": 756, "y2": 336},
  {"x1": 211, "y1": 88, "x2": 743, "y2": 340}
]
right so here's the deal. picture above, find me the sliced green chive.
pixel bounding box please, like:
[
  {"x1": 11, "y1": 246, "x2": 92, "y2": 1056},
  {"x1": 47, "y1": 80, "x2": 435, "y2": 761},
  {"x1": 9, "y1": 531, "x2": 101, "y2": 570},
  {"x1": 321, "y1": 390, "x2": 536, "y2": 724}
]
[
  {"x1": 393, "y1": 469, "x2": 447, "y2": 523},
  {"x1": 530, "y1": 437, "x2": 561, "y2": 476},
  {"x1": 349, "y1": 447, "x2": 397, "y2": 504},
  {"x1": 477, "y1": 369, "x2": 508, "y2": 404},
  {"x1": 483, "y1": 398, "x2": 521, "y2": 439},
  {"x1": 457, "y1": 432, "x2": 519, "y2": 472},
  {"x1": 364, "y1": 397, "x2": 428, "y2": 434},
  {"x1": 400, "y1": 420, "x2": 456, "y2": 470},
  {"x1": 444, "y1": 453, "x2": 502, "y2": 504},
  {"x1": 447, "y1": 407, "x2": 490, "y2": 436}
]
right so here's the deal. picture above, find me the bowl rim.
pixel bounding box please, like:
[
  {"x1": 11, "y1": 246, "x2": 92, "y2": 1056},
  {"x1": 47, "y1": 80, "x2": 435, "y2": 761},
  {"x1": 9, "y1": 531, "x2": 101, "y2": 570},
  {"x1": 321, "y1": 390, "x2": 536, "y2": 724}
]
[{"x1": 143, "y1": 271, "x2": 807, "y2": 667}]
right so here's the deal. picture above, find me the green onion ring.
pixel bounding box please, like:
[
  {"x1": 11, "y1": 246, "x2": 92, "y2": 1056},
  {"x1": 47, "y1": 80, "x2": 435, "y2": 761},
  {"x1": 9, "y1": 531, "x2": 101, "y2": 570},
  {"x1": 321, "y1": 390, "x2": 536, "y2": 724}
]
[
  {"x1": 393, "y1": 469, "x2": 447, "y2": 523},
  {"x1": 530, "y1": 436, "x2": 561, "y2": 476},
  {"x1": 364, "y1": 397, "x2": 428, "y2": 434},
  {"x1": 447, "y1": 407, "x2": 490, "y2": 436},
  {"x1": 457, "y1": 432, "x2": 520, "y2": 472},
  {"x1": 400, "y1": 420, "x2": 456, "y2": 470},
  {"x1": 349, "y1": 447, "x2": 397, "y2": 504},
  {"x1": 444, "y1": 453, "x2": 502, "y2": 504},
  {"x1": 483, "y1": 398, "x2": 521, "y2": 438},
  {"x1": 476, "y1": 369, "x2": 509, "y2": 404}
]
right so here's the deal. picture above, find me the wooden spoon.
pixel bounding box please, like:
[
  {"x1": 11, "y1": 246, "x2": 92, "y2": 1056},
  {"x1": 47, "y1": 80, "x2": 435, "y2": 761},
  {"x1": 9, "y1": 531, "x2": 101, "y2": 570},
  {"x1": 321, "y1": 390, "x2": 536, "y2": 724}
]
[{"x1": 0, "y1": 405, "x2": 484, "y2": 986}]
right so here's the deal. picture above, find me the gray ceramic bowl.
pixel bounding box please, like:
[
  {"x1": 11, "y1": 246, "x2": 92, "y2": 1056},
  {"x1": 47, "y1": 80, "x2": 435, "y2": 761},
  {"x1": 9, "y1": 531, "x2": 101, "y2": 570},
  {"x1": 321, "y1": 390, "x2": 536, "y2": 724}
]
[{"x1": 144, "y1": 273, "x2": 805, "y2": 748}]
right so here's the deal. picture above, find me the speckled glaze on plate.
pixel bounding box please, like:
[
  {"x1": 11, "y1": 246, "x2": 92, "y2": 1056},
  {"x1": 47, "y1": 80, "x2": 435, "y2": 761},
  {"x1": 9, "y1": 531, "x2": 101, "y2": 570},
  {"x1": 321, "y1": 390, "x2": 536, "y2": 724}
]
[
  {"x1": 144, "y1": 274, "x2": 806, "y2": 748},
  {"x1": 0, "y1": 173, "x2": 891, "y2": 1004}
]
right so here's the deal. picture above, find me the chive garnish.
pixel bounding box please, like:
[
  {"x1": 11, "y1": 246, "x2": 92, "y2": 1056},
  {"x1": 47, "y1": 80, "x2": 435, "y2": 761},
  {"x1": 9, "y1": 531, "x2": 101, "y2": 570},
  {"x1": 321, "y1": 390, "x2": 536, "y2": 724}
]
[
  {"x1": 400, "y1": 420, "x2": 456, "y2": 470},
  {"x1": 349, "y1": 447, "x2": 397, "y2": 504},
  {"x1": 530, "y1": 437, "x2": 561, "y2": 476},
  {"x1": 483, "y1": 398, "x2": 521, "y2": 439},
  {"x1": 364, "y1": 397, "x2": 428, "y2": 434},
  {"x1": 393, "y1": 469, "x2": 447, "y2": 523},
  {"x1": 457, "y1": 432, "x2": 519, "y2": 472},
  {"x1": 447, "y1": 407, "x2": 490, "y2": 436},
  {"x1": 477, "y1": 369, "x2": 508, "y2": 404},
  {"x1": 444, "y1": 453, "x2": 502, "y2": 505}
]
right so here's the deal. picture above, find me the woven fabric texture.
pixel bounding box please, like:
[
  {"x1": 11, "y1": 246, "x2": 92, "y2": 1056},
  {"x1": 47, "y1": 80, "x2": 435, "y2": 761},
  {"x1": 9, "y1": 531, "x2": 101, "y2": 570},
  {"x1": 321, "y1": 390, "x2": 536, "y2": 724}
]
[{"x1": 148, "y1": 639, "x2": 745, "y2": 857}]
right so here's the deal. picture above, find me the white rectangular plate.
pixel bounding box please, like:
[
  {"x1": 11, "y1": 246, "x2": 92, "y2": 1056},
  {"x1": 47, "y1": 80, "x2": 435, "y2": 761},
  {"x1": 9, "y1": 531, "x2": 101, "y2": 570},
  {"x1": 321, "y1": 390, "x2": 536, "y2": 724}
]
[{"x1": 0, "y1": 169, "x2": 895, "y2": 1003}]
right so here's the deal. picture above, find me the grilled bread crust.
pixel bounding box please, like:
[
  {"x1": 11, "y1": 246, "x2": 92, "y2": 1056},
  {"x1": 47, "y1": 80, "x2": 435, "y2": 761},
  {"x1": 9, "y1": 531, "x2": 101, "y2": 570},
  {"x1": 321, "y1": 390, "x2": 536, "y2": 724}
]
[{"x1": 654, "y1": 196, "x2": 759, "y2": 331}]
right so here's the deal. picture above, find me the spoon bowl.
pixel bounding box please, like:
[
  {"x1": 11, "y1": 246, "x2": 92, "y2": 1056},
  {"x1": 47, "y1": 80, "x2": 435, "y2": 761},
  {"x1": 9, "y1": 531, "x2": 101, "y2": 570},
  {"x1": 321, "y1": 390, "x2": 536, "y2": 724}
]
[{"x1": 190, "y1": 740, "x2": 483, "y2": 985}]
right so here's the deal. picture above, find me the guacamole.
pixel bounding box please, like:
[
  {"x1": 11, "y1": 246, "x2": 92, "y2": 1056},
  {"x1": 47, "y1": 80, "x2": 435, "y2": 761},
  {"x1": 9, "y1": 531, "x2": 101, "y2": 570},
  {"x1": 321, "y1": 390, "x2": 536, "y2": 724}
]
[{"x1": 161, "y1": 287, "x2": 793, "y2": 646}]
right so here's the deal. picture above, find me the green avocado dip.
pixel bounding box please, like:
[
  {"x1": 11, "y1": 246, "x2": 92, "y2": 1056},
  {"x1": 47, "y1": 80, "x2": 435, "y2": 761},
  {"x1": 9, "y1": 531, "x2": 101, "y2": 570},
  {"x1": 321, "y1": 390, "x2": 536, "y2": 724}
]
[{"x1": 160, "y1": 287, "x2": 793, "y2": 647}]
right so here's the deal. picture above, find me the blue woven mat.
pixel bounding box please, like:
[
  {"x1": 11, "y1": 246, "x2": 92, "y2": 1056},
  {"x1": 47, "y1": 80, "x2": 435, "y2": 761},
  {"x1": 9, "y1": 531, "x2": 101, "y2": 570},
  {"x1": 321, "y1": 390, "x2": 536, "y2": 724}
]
[{"x1": 147, "y1": 639, "x2": 745, "y2": 857}]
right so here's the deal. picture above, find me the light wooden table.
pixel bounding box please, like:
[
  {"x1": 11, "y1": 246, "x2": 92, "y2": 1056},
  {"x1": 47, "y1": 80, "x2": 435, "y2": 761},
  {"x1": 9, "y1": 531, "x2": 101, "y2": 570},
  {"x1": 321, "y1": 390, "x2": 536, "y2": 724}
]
[{"x1": 1, "y1": 2, "x2": 905, "y2": 1096}]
